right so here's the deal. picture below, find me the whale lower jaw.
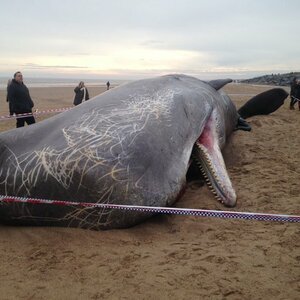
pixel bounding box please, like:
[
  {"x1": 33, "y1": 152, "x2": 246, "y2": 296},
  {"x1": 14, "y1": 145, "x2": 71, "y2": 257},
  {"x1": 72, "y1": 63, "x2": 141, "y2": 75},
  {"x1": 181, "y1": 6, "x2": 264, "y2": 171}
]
[{"x1": 192, "y1": 114, "x2": 237, "y2": 207}]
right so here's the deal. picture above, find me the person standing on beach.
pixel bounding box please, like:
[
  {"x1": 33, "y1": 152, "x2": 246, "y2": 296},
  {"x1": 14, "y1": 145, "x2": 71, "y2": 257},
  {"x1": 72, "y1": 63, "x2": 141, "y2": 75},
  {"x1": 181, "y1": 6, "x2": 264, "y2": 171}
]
[
  {"x1": 73, "y1": 81, "x2": 89, "y2": 106},
  {"x1": 289, "y1": 77, "x2": 297, "y2": 110},
  {"x1": 293, "y1": 79, "x2": 300, "y2": 111},
  {"x1": 7, "y1": 71, "x2": 36, "y2": 128},
  {"x1": 106, "y1": 81, "x2": 110, "y2": 90}
]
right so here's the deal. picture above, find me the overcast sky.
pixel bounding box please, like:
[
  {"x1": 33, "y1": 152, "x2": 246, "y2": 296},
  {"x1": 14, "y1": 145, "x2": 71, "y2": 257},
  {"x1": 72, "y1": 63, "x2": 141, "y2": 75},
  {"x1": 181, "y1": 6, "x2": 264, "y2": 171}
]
[{"x1": 0, "y1": 0, "x2": 299, "y2": 79}]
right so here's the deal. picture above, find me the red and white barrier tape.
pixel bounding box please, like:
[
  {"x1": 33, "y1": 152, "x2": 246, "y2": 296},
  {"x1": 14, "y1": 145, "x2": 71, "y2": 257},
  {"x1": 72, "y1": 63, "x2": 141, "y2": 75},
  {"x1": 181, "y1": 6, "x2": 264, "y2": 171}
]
[
  {"x1": 0, "y1": 107, "x2": 72, "y2": 121},
  {"x1": 0, "y1": 195, "x2": 299, "y2": 223}
]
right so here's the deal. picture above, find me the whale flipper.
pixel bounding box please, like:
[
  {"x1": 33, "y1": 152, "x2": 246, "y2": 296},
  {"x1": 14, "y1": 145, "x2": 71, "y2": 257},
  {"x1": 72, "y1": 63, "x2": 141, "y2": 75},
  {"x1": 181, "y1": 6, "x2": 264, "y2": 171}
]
[{"x1": 238, "y1": 88, "x2": 289, "y2": 119}]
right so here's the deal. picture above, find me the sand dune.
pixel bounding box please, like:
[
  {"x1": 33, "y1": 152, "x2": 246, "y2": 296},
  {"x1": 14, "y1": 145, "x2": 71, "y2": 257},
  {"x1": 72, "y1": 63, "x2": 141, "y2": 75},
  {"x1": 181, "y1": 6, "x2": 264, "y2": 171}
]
[{"x1": 0, "y1": 83, "x2": 299, "y2": 299}]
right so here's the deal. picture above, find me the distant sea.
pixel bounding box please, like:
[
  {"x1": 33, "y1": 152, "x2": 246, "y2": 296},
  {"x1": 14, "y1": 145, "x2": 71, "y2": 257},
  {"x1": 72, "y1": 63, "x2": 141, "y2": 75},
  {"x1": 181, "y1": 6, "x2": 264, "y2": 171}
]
[{"x1": 0, "y1": 77, "x2": 130, "y2": 90}]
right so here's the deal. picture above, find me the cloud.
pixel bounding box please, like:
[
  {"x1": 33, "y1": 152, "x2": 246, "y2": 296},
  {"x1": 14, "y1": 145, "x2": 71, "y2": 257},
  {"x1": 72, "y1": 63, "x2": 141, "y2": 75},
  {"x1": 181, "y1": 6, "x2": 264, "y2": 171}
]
[
  {"x1": 0, "y1": 0, "x2": 299, "y2": 78},
  {"x1": 22, "y1": 63, "x2": 88, "y2": 70}
]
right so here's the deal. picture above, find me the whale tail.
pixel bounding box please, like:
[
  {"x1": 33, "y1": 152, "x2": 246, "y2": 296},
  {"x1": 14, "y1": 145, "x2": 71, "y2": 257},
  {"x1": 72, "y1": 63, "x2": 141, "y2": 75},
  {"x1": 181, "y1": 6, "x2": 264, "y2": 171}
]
[{"x1": 238, "y1": 88, "x2": 289, "y2": 119}]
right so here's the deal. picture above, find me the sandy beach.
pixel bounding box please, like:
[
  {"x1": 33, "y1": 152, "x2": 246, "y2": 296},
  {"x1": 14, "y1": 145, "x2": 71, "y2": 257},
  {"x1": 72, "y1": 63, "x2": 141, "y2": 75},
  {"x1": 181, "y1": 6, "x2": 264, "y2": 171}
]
[{"x1": 0, "y1": 83, "x2": 299, "y2": 299}]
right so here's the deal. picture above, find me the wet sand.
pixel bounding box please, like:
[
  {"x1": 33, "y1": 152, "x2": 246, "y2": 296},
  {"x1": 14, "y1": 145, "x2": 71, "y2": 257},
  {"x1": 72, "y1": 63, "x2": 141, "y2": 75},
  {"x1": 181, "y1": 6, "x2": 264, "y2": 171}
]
[{"x1": 0, "y1": 83, "x2": 299, "y2": 299}]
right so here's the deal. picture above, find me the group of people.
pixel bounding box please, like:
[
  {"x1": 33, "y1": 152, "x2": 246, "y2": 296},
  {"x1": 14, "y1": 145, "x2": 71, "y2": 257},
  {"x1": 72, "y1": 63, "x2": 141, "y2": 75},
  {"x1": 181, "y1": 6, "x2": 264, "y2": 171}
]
[
  {"x1": 289, "y1": 77, "x2": 300, "y2": 110},
  {"x1": 6, "y1": 72, "x2": 112, "y2": 128}
]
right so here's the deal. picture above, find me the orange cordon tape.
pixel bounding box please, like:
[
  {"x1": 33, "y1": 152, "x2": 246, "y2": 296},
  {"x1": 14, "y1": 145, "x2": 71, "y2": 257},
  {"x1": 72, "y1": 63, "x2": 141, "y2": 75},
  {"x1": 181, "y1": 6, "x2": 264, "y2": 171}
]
[
  {"x1": 0, "y1": 195, "x2": 299, "y2": 223},
  {"x1": 0, "y1": 107, "x2": 73, "y2": 121}
]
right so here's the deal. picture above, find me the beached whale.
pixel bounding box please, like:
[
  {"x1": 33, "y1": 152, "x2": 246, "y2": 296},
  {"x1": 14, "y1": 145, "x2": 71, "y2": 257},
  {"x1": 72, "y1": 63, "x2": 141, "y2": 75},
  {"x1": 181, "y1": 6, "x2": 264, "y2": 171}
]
[{"x1": 0, "y1": 75, "x2": 287, "y2": 229}]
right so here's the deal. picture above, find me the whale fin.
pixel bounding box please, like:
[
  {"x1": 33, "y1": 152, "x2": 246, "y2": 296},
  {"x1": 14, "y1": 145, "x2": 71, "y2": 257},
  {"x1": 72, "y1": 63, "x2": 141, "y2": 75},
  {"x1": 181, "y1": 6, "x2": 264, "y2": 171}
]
[
  {"x1": 238, "y1": 88, "x2": 289, "y2": 119},
  {"x1": 235, "y1": 116, "x2": 251, "y2": 131},
  {"x1": 208, "y1": 79, "x2": 232, "y2": 90}
]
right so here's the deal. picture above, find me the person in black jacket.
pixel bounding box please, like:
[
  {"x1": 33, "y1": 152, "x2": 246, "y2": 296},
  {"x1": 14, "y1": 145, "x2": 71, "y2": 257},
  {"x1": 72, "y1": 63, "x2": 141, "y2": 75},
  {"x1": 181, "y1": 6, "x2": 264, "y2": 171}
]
[
  {"x1": 289, "y1": 77, "x2": 297, "y2": 110},
  {"x1": 7, "y1": 72, "x2": 36, "y2": 128},
  {"x1": 73, "y1": 81, "x2": 89, "y2": 106},
  {"x1": 293, "y1": 80, "x2": 300, "y2": 111}
]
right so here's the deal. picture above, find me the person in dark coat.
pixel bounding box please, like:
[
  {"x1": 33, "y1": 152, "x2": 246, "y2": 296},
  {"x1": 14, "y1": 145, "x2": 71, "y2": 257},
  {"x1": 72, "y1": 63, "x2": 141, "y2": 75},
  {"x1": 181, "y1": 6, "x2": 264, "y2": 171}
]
[
  {"x1": 289, "y1": 77, "x2": 297, "y2": 110},
  {"x1": 106, "y1": 81, "x2": 110, "y2": 90},
  {"x1": 293, "y1": 80, "x2": 300, "y2": 111},
  {"x1": 7, "y1": 72, "x2": 36, "y2": 128},
  {"x1": 73, "y1": 81, "x2": 89, "y2": 106}
]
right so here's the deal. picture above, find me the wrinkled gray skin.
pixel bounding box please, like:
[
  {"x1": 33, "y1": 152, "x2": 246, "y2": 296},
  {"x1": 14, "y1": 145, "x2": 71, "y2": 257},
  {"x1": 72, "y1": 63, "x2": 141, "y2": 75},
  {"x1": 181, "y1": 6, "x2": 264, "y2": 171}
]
[{"x1": 0, "y1": 74, "x2": 238, "y2": 229}]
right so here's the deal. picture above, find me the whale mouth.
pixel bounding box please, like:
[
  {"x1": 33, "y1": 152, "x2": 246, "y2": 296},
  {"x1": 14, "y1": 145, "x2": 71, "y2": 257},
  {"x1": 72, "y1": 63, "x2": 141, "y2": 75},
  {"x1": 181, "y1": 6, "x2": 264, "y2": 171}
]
[{"x1": 192, "y1": 116, "x2": 237, "y2": 207}]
